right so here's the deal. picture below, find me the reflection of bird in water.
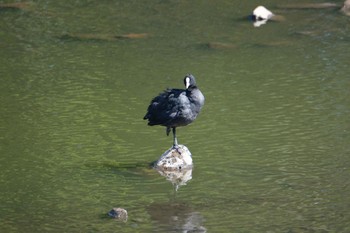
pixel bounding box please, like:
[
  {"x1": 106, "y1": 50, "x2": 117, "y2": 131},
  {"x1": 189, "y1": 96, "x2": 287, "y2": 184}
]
[
  {"x1": 144, "y1": 74, "x2": 205, "y2": 147},
  {"x1": 147, "y1": 202, "x2": 207, "y2": 232}
]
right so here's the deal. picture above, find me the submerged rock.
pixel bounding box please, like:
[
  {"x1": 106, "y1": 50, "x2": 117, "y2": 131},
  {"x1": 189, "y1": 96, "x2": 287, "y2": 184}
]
[
  {"x1": 277, "y1": 3, "x2": 339, "y2": 9},
  {"x1": 277, "y1": 2, "x2": 350, "y2": 16},
  {"x1": 206, "y1": 42, "x2": 236, "y2": 49},
  {"x1": 0, "y1": 2, "x2": 32, "y2": 11},
  {"x1": 59, "y1": 33, "x2": 149, "y2": 42},
  {"x1": 108, "y1": 208, "x2": 128, "y2": 222},
  {"x1": 154, "y1": 145, "x2": 193, "y2": 171}
]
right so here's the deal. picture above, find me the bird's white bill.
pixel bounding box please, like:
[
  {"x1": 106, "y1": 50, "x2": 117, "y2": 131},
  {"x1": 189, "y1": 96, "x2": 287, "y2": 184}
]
[{"x1": 185, "y1": 77, "x2": 190, "y2": 89}]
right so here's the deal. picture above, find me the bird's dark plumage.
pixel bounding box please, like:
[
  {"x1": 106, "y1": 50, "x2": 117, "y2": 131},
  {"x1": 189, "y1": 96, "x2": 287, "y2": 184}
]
[{"x1": 144, "y1": 74, "x2": 205, "y2": 146}]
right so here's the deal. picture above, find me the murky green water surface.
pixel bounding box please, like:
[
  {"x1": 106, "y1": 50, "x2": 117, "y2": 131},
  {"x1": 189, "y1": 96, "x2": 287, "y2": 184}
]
[{"x1": 1, "y1": 1, "x2": 349, "y2": 232}]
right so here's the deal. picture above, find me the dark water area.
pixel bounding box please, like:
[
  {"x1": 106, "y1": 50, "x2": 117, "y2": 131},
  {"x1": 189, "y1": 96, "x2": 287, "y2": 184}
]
[{"x1": 1, "y1": 1, "x2": 349, "y2": 232}]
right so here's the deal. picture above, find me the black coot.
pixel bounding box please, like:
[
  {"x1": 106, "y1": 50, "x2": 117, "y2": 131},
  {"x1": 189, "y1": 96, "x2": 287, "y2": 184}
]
[{"x1": 144, "y1": 74, "x2": 205, "y2": 146}]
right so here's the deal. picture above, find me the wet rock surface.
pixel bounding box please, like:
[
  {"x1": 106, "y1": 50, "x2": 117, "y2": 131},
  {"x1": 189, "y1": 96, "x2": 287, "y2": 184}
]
[
  {"x1": 154, "y1": 145, "x2": 193, "y2": 171},
  {"x1": 108, "y1": 208, "x2": 128, "y2": 222}
]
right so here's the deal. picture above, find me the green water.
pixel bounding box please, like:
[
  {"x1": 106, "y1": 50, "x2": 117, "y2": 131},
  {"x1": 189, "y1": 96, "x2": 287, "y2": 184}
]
[{"x1": 1, "y1": 1, "x2": 349, "y2": 232}]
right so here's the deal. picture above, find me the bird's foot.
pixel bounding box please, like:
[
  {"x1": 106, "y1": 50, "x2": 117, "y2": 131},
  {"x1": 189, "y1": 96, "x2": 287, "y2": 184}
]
[
  {"x1": 172, "y1": 144, "x2": 182, "y2": 154},
  {"x1": 173, "y1": 138, "x2": 178, "y2": 149}
]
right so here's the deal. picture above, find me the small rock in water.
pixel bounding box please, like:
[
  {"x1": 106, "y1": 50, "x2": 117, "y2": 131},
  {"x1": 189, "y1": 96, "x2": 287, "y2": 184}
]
[
  {"x1": 108, "y1": 208, "x2": 128, "y2": 221},
  {"x1": 155, "y1": 145, "x2": 192, "y2": 171},
  {"x1": 207, "y1": 42, "x2": 236, "y2": 49}
]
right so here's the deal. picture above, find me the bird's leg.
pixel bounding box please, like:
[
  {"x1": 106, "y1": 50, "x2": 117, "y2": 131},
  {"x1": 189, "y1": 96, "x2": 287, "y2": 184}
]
[
  {"x1": 166, "y1": 127, "x2": 171, "y2": 136},
  {"x1": 172, "y1": 127, "x2": 178, "y2": 148}
]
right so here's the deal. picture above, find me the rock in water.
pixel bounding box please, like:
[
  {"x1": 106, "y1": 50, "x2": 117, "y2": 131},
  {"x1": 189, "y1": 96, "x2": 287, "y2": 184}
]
[
  {"x1": 108, "y1": 208, "x2": 128, "y2": 222},
  {"x1": 155, "y1": 145, "x2": 193, "y2": 171}
]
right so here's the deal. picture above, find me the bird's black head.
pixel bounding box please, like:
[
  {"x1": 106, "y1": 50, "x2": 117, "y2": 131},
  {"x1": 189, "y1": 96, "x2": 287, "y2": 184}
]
[{"x1": 184, "y1": 74, "x2": 197, "y2": 89}]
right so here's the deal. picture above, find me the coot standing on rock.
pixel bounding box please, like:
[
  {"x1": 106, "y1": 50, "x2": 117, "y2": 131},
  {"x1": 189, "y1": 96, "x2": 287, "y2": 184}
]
[{"x1": 144, "y1": 74, "x2": 205, "y2": 147}]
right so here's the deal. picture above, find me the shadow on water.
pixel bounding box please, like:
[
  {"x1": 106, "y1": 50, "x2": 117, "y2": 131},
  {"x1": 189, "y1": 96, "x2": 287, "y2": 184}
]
[
  {"x1": 91, "y1": 155, "x2": 194, "y2": 191},
  {"x1": 84, "y1": 159, "x2": 155, "y2": 178}
]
